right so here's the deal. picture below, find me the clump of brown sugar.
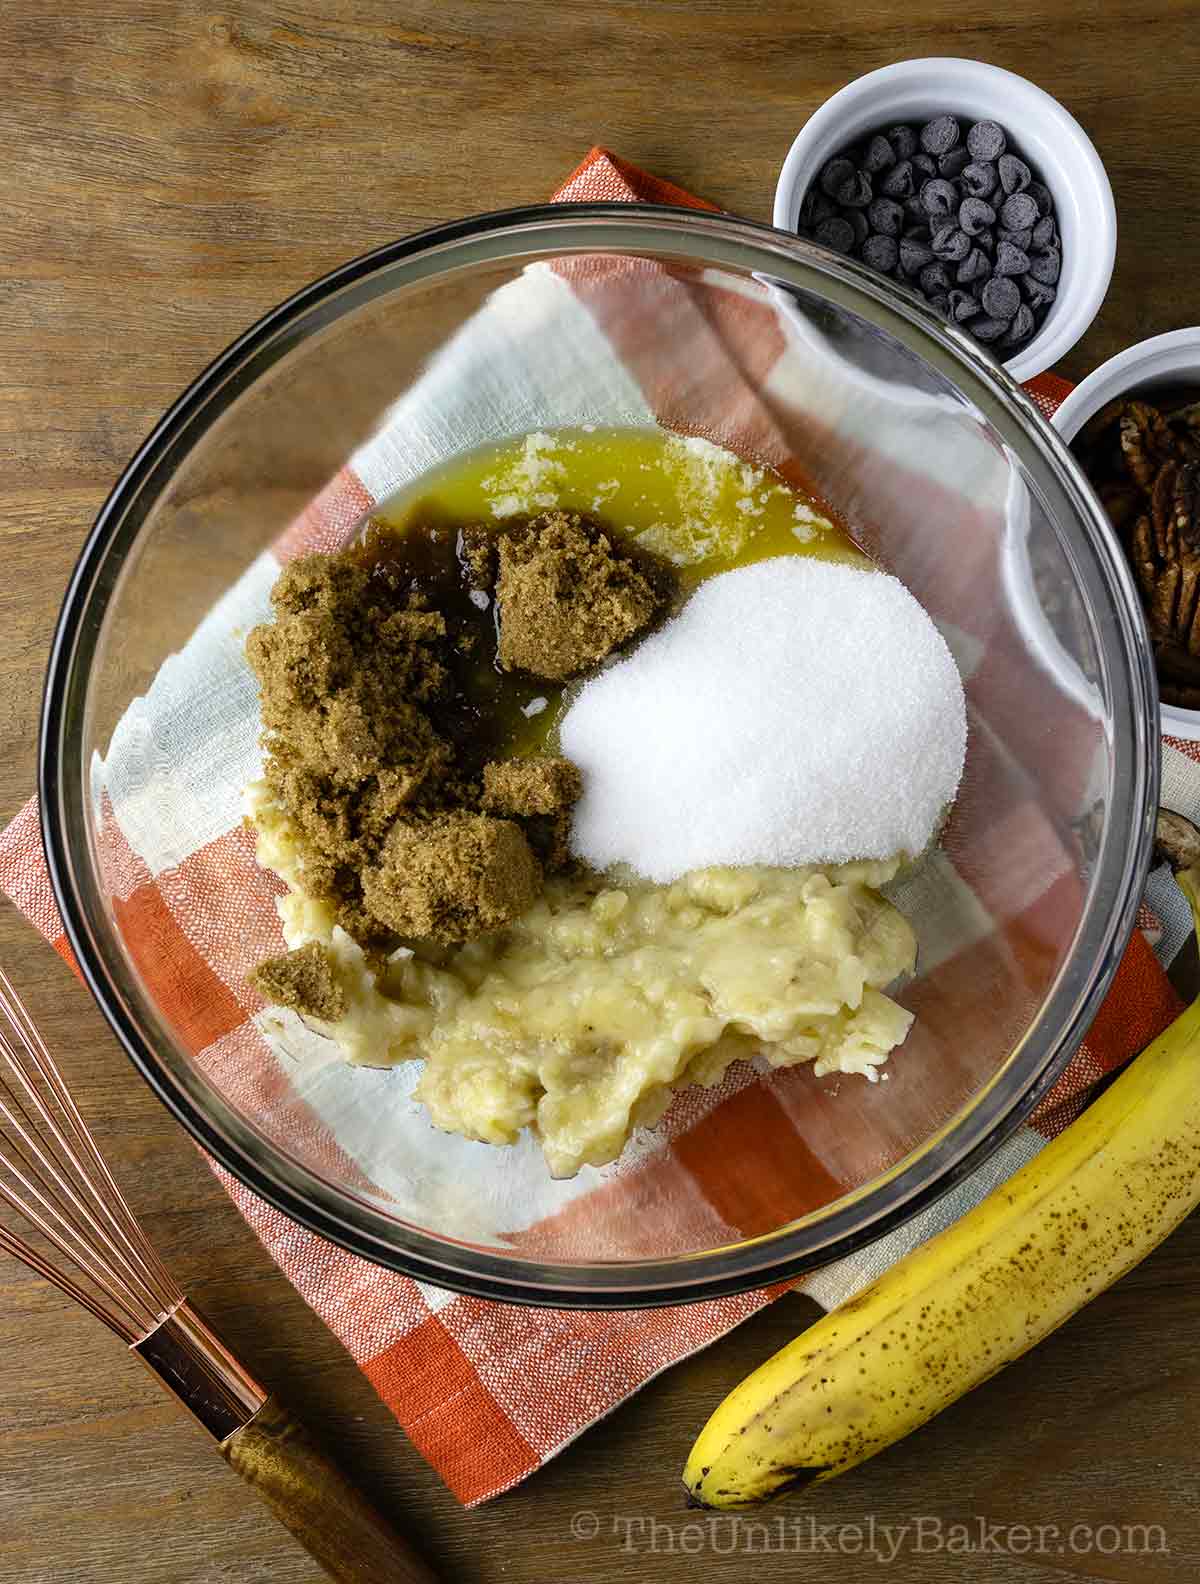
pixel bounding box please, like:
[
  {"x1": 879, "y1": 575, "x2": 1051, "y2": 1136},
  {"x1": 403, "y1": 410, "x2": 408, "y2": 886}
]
[
  {"x1": 362, "y1": 811, "x2": 541, "y2": 943},
  {"x1": 482, "y1": 755, "x2": 582, "y2": 817},
  {"x1": 245, "y1": 552, "x2": 464, "y2": 950},
  {"x1": 458, "y1": 523, "x2": 495, "y2": 589},
  {"x1": 495, "y1": 511, "x2": 665, "y2": 680},
  {"x1": 482, "y1": 754, "x2": 583, "y2": 874},
  {"x1": 250, "y1": 941, "x2": 346, "y2": 1022},
  {"x1": 246, "y1": 554, "x2": 455, "y2": 793},
  {"x1": 245, "y1": 531, "x2": 590, "y2": 979}
]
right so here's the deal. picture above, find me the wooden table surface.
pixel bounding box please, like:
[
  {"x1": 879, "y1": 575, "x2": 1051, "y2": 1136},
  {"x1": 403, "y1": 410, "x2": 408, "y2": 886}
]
[{"x1": 3, "y1": 4, "x2": 1200, "y2": 1580}]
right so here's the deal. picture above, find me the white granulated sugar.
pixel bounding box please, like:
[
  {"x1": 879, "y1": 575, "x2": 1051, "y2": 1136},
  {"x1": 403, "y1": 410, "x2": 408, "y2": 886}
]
[{"x1": 560, "y1": 557, "x2": 967, "y2": 882}]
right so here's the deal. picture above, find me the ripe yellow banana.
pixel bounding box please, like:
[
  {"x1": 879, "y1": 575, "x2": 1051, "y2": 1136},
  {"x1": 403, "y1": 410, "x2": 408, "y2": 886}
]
[{"x1": 684, "y1": 810, "x2": 1200, "y2": 1509}]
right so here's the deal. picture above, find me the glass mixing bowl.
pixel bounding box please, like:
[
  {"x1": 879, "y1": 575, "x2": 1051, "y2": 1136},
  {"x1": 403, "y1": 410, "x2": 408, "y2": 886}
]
[{"x1": 39, "y1": 206, "x2": 1157, "y2": 1306}]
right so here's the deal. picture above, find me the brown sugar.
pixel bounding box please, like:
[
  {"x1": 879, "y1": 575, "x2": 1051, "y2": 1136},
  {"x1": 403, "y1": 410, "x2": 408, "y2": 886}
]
[
  {"x1": 246, "y1": 512, "x2": 616, "y2": 988},
  {"x1": 521, "y1": 812, "x2": 575, "y2": 874},
  {"x1": 482, "y1": 754, "x2": 583, "y2": 876},
  {"x1": 495, "y1": 511, "x2": 664, "y2": 680},
  {"x1": 246, "y1": 557, "x2": 453, "y2": 787},
  {"x1": 457, "y1": 523, "x2": 495, "y2": 589},
  {"x1": 362, "y1": 812, "x2": 541, "y2": 943},
  {"x1": 250, "y1": 941, "x2": 346, "y2": 1022},
  {"x1": 246, "y1": 550, "x2": 467, "y2": 949},
  {"x1": 481, "y1": 755, "x2": 582, "y2": 818}
]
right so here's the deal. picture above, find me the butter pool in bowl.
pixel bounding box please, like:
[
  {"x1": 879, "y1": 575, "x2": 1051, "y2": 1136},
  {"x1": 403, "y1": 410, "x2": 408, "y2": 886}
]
[{"x1": 40, "y1": 207, "x2": 1155, "y2": 1305}]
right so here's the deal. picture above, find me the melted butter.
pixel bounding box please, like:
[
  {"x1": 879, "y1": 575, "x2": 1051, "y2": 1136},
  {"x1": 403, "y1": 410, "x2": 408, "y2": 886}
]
[{"x1": 372, "y1": 425, "x2": 867, "y2": 756}]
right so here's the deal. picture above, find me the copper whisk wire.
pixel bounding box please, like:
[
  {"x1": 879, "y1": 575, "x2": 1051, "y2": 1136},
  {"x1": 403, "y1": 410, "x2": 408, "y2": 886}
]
[{"x1": 0, "y1": 962, "x2": 183, "y2": 1342}]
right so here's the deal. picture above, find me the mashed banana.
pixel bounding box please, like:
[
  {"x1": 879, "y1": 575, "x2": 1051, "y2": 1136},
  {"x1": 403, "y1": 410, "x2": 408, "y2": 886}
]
[{"x1": 247, "y1": 781, "x2": 916, "y2": 1178}]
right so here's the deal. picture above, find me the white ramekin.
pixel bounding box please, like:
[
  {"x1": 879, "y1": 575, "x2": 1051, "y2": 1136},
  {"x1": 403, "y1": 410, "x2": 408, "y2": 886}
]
[
  {"x1": 773, "y1": 58, "x2": 1116, "y2": 384},
  {"x1": 1052, "y1": 327, "x2": 1200, "y2": 740}
]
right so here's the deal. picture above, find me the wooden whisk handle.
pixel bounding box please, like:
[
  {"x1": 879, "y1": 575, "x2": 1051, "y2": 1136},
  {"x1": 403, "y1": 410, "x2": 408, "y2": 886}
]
[
  {"x1": 220, "y1": 1396, "x2": 438, "y2": 1584},
  {"x1": 136, "y1": 1300, "x2": 438, "y2": 1584}
]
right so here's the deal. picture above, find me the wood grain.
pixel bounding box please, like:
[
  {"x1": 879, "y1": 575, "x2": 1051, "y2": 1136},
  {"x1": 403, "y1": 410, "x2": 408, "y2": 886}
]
[{"x1": 1, "y1": 2, "x2": 1199, "y2": 1580}]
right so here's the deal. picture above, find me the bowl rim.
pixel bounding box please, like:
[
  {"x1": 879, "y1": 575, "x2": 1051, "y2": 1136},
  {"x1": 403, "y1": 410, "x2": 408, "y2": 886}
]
[
  {"x1": 39, "y1": 202, "x2": 1158, "y2": 1307},
  {"x1": 1051, "y1": 326, "x2": 1200, "y2": 740},
  {"x1": 772, "y1": 55, "x2": 1117, "y2": 385}
]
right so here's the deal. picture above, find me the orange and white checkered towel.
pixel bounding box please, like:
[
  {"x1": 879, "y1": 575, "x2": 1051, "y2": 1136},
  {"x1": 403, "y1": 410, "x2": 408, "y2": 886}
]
[{"x1": 0, "y1": 150, "x2": 1193, "y2": 1505}]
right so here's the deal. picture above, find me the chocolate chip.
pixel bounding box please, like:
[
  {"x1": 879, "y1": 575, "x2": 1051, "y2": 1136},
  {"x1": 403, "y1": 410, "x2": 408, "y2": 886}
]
[
  {"x1": 862, "y1": 134, "x2": 896, "y2": 174},
  {"x1": 999, "y1": 192, "x2": 1039, "y2": 231},
  {"x1": 967, "y1": 120, "x2": 1006, "y2": 161},
  {"x1": 879, "y1": 160, "x2": 915, "y2": 198},
  {"x1": 868, "y1": 196, "x2": 904, "y2": 236},
  {"x1": 956, "y1": 247, "x2": 991, "y2": 284},
  {"x1": 814, "y1": 215, "x2": 856, "y2": 254},
  {"x1": 959, "y1": 196, "x2": 996, "y2": 236},
  {"x1": 820, "y1": 157, "x2": 856, "y2": 199},
  {"x1": 962, "y1": 161, "x2": 998, "y2": 198},
  {"x1": 930, "y1": 224, "x2": 971, "y2": 262},
  {"x1": 998, "y1": 154, "x2": 1032, "y2": 195},
  {"x1": 971, "y1": 315, "x2": 1010, "y2": 343},
  {"x1": 994, "y1": 240, "x2": 1031, "y2": 276},
  {"x1": 1029, "y1": 247, "x2": 1061, "y2": 284},
  {"x1": 981, "y1": 275, "x2": 1020, "y2": 319},
  {"x1": 836, "y1": 170, "x2": 874, "y2": 208},
  {"x1": 840, "y1": 207, "x2": 870, "y2": 247},
  {"x1": 1021, "y1": 274, "x2": 1057, "y2": 308},
  {"x1": 861, "y1": 234, "x2": 899, "y2": 272},
  {"x1": 812, "y1": 116, "x2": 1062, "y2": 334},
  {"x1": 903, "y1": 195, "x2": 928, "y2": 226},
  {"x1": 920, "y1": 177, "x2": 959, "y2": 218},
  {"x1": 920, "y1": 114, "x2": 960, "y2": 155},
  {"x1": 799, "y1": 189, "x2": 837, "y2": 228},
  {"x1": 918, "y1": 260, "x2": 953, "y2": 294},
  {"x1": 899, "y1": 235, "x2": 935, "y2": 274},
  {"x1": 939, "y1": 145, "x2": 971, "y2": 179},
  {"x1": 1001, "y1": 304, "x2": 1036, "y2": 346}
]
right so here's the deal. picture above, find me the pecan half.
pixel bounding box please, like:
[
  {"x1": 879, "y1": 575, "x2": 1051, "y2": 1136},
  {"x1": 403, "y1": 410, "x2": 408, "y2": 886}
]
[
  {"x1": 1174, "y1": 460, "x2": 1200, "y2": 556},
  {"x1": 1120, "y1": 400, "x2": 1176, "y2": 489},
  {"x1": 1074, "y1": 389, "x2": 1200, "y2": 692},
  {"x1": 1150, "y1": 460, "x2": 1182, "y2": 564},
  {"x1": 1097, "y1": 479, "x2": 1144, "y2": 541},
  {"x1": 1166, "y1": 402, "x2": 1200, "y2": 462}
]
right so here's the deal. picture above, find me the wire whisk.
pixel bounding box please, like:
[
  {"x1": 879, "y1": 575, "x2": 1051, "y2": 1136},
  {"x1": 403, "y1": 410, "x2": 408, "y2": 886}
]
[
  {"x1": 0, "y1": 964, "x2": 182, "y2": 1341},
  {"x1": 0, "y1": 959, "x2": 435, "y2": 1584}
]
